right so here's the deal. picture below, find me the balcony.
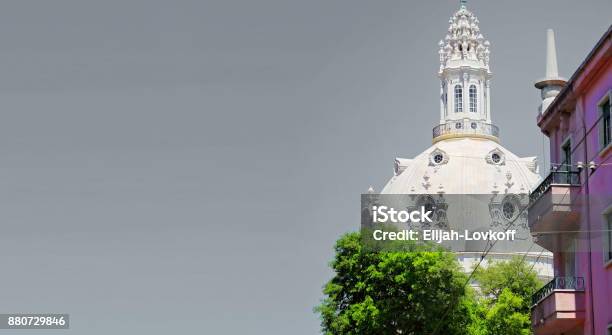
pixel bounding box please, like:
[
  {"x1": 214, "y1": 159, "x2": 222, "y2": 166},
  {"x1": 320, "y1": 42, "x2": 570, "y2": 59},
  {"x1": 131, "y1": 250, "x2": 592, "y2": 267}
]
[
  {"x1": 531, "y1": 277, "x2": 585, "y2": 335},
  {"x1": 432, "y1": 120, "x2": 499, "y2": 143},
  {"x1": 528, "y1": 170, "x2": 581, "y2": 250}
]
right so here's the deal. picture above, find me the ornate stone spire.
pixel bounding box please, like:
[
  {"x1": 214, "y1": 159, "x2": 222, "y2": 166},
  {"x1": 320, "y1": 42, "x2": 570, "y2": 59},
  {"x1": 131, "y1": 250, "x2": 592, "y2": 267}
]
[
  {"x1": 438, "y1": 5, "x2": 490, "y2": 72},
  {"x1": 434, "y1": 4, "x2": 496, "y2": 144}
]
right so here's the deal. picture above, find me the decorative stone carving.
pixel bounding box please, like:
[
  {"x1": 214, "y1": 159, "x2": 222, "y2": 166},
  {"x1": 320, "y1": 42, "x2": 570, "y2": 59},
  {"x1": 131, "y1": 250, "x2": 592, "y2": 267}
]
[
  {"x1": 505, "y1": 171, "x2": 514, "y2": 189},
  {"x1": 394, "y1": 158, "x2": 412, "y2": 176},
  {"x1": 438, "y1": 6, "x2": 490, "y2": 70},
  {"x1": 422, "y1": 172, "x2": 431, "y2": 190},
  {"x1": 519, "y1": 157, "x2": 539, "y2": 173}
]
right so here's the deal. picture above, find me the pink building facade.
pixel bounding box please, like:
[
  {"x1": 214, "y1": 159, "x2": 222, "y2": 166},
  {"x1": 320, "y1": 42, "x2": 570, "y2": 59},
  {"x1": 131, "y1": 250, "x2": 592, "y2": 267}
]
[{"x1": 529, "y1": 27, "x2": 612, "y2": 335}]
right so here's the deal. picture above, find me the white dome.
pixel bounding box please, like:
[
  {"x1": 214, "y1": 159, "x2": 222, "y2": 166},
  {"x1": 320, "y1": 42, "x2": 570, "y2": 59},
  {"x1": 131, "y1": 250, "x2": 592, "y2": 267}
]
[
  {"x1": 378, "y1": 137, "x2": 552, "y2": 280},
  {"x1": 367, "y1": 2, "x2": 553, "y2": 281},
  {"x1": 382, "y1": 137, "x2": 540, "y2": 194}
]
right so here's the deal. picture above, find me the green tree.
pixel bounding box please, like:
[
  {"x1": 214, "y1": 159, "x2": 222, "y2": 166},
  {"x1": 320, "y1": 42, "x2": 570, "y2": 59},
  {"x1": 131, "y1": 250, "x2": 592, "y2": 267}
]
[
  {"x1": 473, "y1": 256, "x2": 541, "y2": 311},
  {"x1": 460, "y1": 291, "x2": 488, "y2": 335},
  {"x1": 316, "y1": 232, "x2": 477, "y2": 335},
  {"x1": 484, "y1": 289, "x2": 531, "y2": 335},
  {"x1": 473, "y1": 256, "x2": 542, "y2": 335}
]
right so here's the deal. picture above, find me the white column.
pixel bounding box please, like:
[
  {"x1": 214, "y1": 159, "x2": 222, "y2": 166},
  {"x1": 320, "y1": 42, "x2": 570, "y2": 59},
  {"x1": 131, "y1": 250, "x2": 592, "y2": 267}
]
[
  {"x1": 480, "y1": 80, "x2": 485, "y2": 120},
  {"x1": 485, "y1": 80, "x2": 491, "y2": 122},
  {"x1": 449, "y1": 81, "x2": 455, "y2": 118},
  {"x1": 440, "y1": 81, "x2": 445, "y2": 123},
  {"x1": 462, "y1": 73, "x2": 469, "y2": 115}
]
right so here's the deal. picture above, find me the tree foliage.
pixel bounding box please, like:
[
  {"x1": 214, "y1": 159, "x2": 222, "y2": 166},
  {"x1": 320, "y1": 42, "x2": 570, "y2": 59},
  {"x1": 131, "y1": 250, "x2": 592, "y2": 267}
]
[
  {"x1": 484, "y1": 289, "x2": 531, "y2": 335},
  {"x1": 473, "y1": 256, "x2": 541, "y2": 305},
  {"x1": 317, "y1": 233, "x2": 543, "y2": 335},
  {"x1": 316, "y1": 232, "x2": 475, "y2": 335},
  {"x1": 473, "y1": 256, "x2": 543, "y2": 335}
]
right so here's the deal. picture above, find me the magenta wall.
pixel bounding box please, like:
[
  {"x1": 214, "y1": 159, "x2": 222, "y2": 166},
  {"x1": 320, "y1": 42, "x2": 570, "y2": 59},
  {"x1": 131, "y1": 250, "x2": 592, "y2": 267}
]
[
  {"x1": 546, "y1": 60, "x2": 611, "y2": 334},
  {"x1": 580, "y1": 68, "x2": 612, "y2": 335}
]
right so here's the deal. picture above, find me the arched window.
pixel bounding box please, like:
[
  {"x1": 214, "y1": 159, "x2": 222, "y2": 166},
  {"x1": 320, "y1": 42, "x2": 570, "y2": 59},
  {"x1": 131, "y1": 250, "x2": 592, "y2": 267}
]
[
  {"x1": 469, "y1": 85, "x2": 477, "y2": 113},
  {"x1": 454, "y1": 85, "x2": 463, "y2": 113}
]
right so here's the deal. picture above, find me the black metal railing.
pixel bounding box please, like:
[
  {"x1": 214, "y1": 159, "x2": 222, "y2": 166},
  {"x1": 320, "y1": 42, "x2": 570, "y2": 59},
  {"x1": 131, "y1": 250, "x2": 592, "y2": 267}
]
[
  {"x1": 531, "y1": 276, "x2": 585, "y2": 306},
  {"x1": 529, "y1": 170, "x2": 581, "y2": 204},
  {"x1": 432, "y1": 120, "x2": 499, "y2": 139}
]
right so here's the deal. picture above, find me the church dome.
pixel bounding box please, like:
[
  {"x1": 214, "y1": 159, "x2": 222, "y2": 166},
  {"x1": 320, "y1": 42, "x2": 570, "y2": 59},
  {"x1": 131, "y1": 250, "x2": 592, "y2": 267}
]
[
  {"x1": 369, "y1": 1, "x2": 552, "y2": 280},
  {"x1": 378, "y1": 137, "x2": 547, "y2": 277},
  {"x1": 379, "y1": 0, "x2": 541, "y2": 195},
  {"x1": 382, "y1": 137, "x2": 540, "y2": 195}
]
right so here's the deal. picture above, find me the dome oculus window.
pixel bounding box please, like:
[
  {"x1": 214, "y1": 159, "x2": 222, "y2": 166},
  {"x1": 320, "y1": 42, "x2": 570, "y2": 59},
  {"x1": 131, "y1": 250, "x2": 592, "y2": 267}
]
[
  {"x1": 486, "y1": 149, "x2": 505, "y2": 165},
  {"x1": 433, "y1": 154, "x2": 444, "y2": 164},
  {"x1": 429, "y1": 149, "x2": 449, "y2": 166}
]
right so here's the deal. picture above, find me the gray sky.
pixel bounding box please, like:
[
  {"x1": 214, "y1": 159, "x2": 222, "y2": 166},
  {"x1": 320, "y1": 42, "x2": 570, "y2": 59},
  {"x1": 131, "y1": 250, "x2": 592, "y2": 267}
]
[{"x1": 0, "y1": 0, "x2": 610, "y2": 334}]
